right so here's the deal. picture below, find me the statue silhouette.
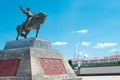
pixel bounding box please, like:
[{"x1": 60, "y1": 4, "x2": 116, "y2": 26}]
[{"x1": 16, "y1": 6, "x2": 47, "y2": 40}]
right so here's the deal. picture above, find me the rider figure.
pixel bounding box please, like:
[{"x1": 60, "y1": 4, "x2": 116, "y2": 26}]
[{"x1": 19, "y1": 6, "x2": 34, "y2": 28}]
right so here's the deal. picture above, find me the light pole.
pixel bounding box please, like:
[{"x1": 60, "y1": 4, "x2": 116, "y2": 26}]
[{"x1": 74, "y1": 42, "x2": 80, "y2": 59}]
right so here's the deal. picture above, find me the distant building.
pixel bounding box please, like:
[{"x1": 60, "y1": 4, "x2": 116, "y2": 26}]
[
  {"x1": 71, "y1": 59, "x2": 82, "y2": 70},
  {"x1": 71, "y1": 55, "x2": 120, "y2": 69}
]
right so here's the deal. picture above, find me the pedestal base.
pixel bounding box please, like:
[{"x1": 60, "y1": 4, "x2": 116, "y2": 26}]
[{"x1": 0, "y1": 38, "x2": 76, "y2": 80}]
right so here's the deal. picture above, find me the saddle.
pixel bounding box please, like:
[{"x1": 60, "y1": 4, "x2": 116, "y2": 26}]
[{"x1": 24, "y1": 17, "x2": 33, "y2": 29}]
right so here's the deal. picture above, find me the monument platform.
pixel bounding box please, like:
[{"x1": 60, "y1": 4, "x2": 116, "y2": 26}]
[{"x1": 0, "y1": 38, "x2": 77, "y2": 80}]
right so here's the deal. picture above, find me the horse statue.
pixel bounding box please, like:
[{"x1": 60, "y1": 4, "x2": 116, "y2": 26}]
[{"x1": 16, "y1": 12, "x2": 47, "y2": 40}]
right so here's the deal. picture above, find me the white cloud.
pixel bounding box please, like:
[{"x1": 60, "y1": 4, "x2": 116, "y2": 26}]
[
  {"x1": 76, "y1": 30, "x2": 88, "y2": 34},
  {"x1": 94, "y1": 43, "x2": 118, "y2": 48},
  {"x1": 81, "y1": 41, "x2": 91, "y2": 46},
  {"x1": 110, "y1": 48, "x2": 120, "y2": 52},
  {"x1": 78, "y1": 51, "x2": 88, "y2": 57},
  {"x1": 52, "y1": 41, "x2": 68, "y2": 46},
  {"x1": 78, "y1": 51, "x2": 84, "y2": 56},
  {"x1": 84, "y1": 53, "x2": 89, "y2": 58},
  {"x1": 72, "y1": 29, "x2": 88, "y2": 34}
]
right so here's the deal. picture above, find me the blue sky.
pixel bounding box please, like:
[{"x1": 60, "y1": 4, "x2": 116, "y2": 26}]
[{"x1": 0, "y1": 0, "x2": 120, "y2": 59}]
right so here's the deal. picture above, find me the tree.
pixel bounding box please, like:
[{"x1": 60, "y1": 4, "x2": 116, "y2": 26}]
[
  {"x1": 117, "y1": 60, "x2": 120, "y2": 65},
  {"x1": 68, "y1": 60, "x2": 73, "y2": 69}
]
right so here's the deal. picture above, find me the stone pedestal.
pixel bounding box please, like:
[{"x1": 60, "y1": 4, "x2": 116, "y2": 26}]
[{"x1": 0, "y1": 38, "x2": 76, "y2": 80}]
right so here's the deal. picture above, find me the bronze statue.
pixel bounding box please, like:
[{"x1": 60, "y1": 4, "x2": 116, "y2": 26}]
[{"x1": 16, "y1": 6, "x2": 47, "y2": 40}]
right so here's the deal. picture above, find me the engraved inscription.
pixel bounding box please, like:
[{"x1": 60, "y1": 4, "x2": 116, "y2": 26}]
[
  {"x1": 0, "y1": 59, "x2": 21, "y2": 76},
  {"x1": 39, "y1": 58, "x2": 67, "y2": 75}
]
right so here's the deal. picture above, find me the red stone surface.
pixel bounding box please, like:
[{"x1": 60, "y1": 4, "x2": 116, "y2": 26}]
[
  {"x1": 0, "y1": 59, "x2": 21, "y2": 76},
  {"x1": 39, "y1": 58, "x2": 67, "y2": 75}
]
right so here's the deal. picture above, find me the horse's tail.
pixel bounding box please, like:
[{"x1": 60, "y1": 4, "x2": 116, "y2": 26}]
[
  {"x1": 16, "y1": 25, "x2": 20, "y2": 34},
  {"x1": 16, "y1": 25, "x2": 23, "y2": 34},
  {"x1": 16, "y1": 25, "x2": 20, "y2": 40}
]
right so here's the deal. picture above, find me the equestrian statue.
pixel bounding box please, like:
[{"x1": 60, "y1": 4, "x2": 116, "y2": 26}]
[{"x1": 16, "y1": 6, "x2": 47, "y2": 40}]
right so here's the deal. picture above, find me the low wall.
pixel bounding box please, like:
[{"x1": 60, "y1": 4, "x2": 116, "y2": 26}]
[{"x1": 80, "y1": 66, "x2": 120, "y2": 75}]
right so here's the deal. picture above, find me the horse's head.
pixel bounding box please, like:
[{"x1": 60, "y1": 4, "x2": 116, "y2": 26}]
[{"x1": 35, "y1": 12, "x2": 47, "y2": 24}]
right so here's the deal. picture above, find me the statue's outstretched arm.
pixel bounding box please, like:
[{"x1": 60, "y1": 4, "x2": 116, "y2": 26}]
[{"x1": 19, "y1": 6, "x2": 26, "y2": 14}]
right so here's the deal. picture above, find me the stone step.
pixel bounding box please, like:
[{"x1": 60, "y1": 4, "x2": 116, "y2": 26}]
[{"x1": 63, "y1": 77, "x2": 82, "y2": 80}]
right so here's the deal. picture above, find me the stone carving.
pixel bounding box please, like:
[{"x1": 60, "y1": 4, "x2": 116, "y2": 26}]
[{"x1": 16, "y1": 6, "x2": 47, "y2": 40}]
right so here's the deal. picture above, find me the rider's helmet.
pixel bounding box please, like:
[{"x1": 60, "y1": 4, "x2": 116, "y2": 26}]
[{"x1": 26, "y1": 8, "x2": 30, "y2": 11}]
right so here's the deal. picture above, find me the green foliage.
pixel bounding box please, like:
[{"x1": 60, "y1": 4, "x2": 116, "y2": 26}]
[{"x1": 117, "y1": 61, "x2": 120, "y2": 64}]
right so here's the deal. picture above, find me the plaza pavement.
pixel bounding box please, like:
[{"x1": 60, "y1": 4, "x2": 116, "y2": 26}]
[{"x1": 77, "y1": 75, "x2": 120, "y2": 80}]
